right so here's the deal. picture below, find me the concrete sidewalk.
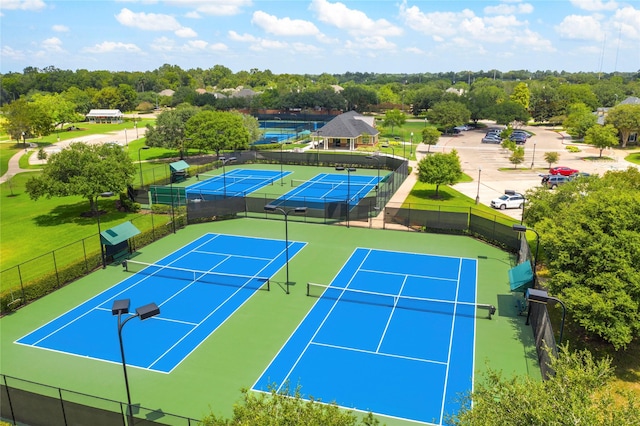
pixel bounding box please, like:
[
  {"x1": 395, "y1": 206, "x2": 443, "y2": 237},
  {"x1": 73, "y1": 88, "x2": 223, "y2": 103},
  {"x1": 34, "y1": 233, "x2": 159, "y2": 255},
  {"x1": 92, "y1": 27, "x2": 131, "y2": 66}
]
[{"x1": 0, "y1": 128, "x2": 146, "y2": 184}]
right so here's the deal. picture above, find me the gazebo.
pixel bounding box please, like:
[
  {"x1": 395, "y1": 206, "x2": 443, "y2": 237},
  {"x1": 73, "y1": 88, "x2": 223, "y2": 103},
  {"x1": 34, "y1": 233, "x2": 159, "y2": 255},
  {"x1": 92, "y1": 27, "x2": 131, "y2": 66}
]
[{"x1": 86, "y1": 109, "x2": 124, "y2": 124}]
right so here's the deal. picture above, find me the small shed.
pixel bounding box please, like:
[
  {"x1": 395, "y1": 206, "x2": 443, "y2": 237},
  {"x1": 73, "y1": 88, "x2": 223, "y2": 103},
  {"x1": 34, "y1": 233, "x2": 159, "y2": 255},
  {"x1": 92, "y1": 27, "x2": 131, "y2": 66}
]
[
  {"x1": 169, "y1": 160, "x2": 190, "y2": 183},
  {"x1": 100, "y1": 221, "x2": 141, "y2": 264}
]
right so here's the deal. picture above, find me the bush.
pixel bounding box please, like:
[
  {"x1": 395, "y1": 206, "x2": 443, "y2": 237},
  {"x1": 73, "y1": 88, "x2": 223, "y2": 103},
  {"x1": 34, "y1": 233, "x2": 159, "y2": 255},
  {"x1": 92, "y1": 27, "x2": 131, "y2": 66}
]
[{"x1": 566, "y1": 145, "x2": 581, "y2": 152}]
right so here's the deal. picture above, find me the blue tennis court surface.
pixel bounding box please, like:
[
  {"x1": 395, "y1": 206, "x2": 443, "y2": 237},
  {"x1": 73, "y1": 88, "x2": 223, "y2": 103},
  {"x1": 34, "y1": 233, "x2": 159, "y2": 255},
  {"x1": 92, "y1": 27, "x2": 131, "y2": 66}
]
[
  {"x1": 272, "y1": 173, "x2": 380, "y2": 209},
  {"x1": 16, "y1": 234, "x2": 306, "y2": 374},
  {"x1": 253, "y1": 248, "x2": 478, "y2": 425},
  {"x1": 187, "y1": 169, "x2": 290, "y2": 200}
]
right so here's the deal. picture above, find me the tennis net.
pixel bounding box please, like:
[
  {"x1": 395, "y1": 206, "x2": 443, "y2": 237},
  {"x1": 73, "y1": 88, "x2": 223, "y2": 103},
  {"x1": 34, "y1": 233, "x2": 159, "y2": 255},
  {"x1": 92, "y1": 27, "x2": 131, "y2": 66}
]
[
  {"x1": 196, "y1": 174, "x2": 275, "y2": 186},
  {"x1": 291, "y1": 179, "x2": 374, "y2": 191},
  {"x1": 306, "y1": 282, "x2": 495, "y2": 318},
  {"x1": 124, "y1": 260, "x2": 270, "y2": 291}
]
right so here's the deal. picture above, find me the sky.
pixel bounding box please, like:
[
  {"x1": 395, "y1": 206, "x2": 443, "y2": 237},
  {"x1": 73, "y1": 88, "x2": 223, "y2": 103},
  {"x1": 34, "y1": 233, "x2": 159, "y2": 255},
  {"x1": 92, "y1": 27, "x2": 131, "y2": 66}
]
[{"x1": 1, "y1": 0, "x2": 640, "y2": 76}]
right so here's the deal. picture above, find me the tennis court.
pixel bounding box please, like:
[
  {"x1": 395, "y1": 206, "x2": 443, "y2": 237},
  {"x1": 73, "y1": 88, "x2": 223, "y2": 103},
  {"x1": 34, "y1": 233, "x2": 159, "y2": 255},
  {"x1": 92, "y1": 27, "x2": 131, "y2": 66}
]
[
  {"x1": 187, "y1": 169, "x2": 290, "y2": 200},
  {"x1": 272, "y1": 173, "x2": 380, "y2": 209},
  {"x1": 253, "y1": 248, "x2": 478, "y2": 425},
  {"x1": 15, "y1": 233, "x2": 306, "y2": 374}
]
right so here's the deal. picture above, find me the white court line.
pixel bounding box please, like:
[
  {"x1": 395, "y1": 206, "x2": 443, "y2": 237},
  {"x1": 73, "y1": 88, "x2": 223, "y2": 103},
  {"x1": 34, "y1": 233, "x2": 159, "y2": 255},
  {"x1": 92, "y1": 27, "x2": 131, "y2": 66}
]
[
  {"x1": 190, "y1": 249, "x2": 272, "y2": 261},
  {"x1": 147, "y1": 240, "x2": 307, "y2": 372},
  {"x1": 359, "y1": 268, "x2": 457, "y2": 282},
  {"x1": 438, "y1": 257, "x2": 464, "y2": 424},
  {"x1": 311, "y1": 341, "x2": 447, "y2": 366},
  {"x1": 376, "y1": 274, "x2": 408, "y2": 353},
  {"x1": 275, "y1": 249, "x2": 373, "y2": 394}
]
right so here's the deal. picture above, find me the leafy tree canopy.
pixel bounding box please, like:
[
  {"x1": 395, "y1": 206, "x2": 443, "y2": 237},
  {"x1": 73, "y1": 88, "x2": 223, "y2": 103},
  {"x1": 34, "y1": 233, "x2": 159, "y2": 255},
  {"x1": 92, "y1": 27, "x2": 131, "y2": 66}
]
[
  {"x1": 563, "y1": 102, "x2": 597, "y2": 139},
  {"x1": 584, "y1": 123, "x2": 618, "y2": 157},
  {"x1": 524, "y1": 168, "x2": 640, "y2": 349},
  {"x1": 382, "y1": 108, "x2": 406, "y2": 135},
  {"x1": 452, "y1": 347, "x2": 640, "y2": 425},
  {"x1": 604, "y1": 104, "x2": 640, "y2": 148},
  {"x1": 426, "y1": 100, "x2": 471, "y2": 131},
  {"x1": 416, "y1": 149, "x2": 462, "y2": 197},
  {"x1": 25, "y1": 142, "x2": 135, "y2": 213},
  {"x1": 185, "y1": 110, "x2": 249, "y2": 156},
  {"x1": 202, "y1": 385, "x2": 380, "y2": 426}
]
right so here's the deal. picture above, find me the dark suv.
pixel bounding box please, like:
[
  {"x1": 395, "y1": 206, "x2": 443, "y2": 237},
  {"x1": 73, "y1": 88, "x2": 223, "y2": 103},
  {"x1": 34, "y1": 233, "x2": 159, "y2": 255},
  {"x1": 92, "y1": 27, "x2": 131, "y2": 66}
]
[{"x1": 542, "y1": 175, "x2": 569, "y2": 189}]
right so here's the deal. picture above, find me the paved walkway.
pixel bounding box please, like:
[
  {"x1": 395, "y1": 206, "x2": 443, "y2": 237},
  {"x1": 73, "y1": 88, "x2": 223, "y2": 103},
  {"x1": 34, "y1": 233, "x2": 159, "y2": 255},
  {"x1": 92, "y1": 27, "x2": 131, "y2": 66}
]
[{"x1": 0, "y1": 128, "x2": 146, "y2": 184}]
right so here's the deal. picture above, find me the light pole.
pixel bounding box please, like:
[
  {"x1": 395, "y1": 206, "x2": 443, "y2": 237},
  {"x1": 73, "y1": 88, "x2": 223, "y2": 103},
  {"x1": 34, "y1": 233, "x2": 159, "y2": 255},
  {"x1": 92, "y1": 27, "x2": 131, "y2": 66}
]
[
  {"x1": 134, "y1": 117, "x2": 139, "y2": 139},
  {"x1": 167, "y1": 164, "x2": 176, "y2": 234},
  {"x1": 525, "y1": 288, "x2": 567, "y2": 345},
  {"x1": 531, "y1": 142, "x2": 537, "y2": 169},
  {"x1": 280, "y1": 143, "x2": 284, "y2": 186},
  {"x1": 410, "y1": 132, "x2": 413, "y2": 157},
  {"x1": 138, "y1": 146, "x2": 149, "y2": 187},
  {"x1": 263, "y1": 205, "x2": 308, "y2": 294},
  {"x1": 366, "y1": 155, "x2": 381, "y2": 207},
  {"x1": 112, "y1": 299, "x2": 160, "y2": 426},
  {"x1": 335, "y1": 166, "x2": 356, "y2": 227},
  {"x1": 475, "y1": 167, "x2": 482, "y2": 205},
  {"x1": 220, "y1": 156, "x2": 237, "y2": 198},
  {"x1": 512, "y1": 224, "x2": 540, "y2": 279},
  {"x1": 316, "y1": 129, "x2": 322, "y2": 166}
]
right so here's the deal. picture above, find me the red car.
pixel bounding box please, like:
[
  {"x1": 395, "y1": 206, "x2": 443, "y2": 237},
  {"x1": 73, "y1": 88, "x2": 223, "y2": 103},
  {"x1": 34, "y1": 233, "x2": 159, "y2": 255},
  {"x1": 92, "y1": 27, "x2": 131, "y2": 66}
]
[{"x1": 550, "y1": 166, "x2": 579, "y2": 176}]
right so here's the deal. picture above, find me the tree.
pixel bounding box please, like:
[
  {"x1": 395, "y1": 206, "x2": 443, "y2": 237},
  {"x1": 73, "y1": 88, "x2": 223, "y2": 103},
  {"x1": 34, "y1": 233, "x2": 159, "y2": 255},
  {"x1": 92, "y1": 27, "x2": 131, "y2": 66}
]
[
  {"x1": 416, "y1": 149, "x2": 463, "y2": 197},
  {"x1": 421, "y1": 127, "x2": 441, "y2": 152},
  {"x1": 544, "y1": 151, "x2": 560, "y2": 168},
  {"x1": 382, "y1": 109, "x2": 405, "y2": 135},
  {"x1": 145, "y1": 106, "x2": 199, "y2": 157},
  {"x1": 605, "y1": 104, "x2": 640, "y2": 148},
  {"x1": 185, "y1": 110, "x2": 249, "y2": 156},
  {"x1": 584, "y1": 124, "x2": 618, "y2": 157},
  {"x1": 426, "y1": 101, "x2": 470, "y2": 133},
  {"x1": 523, "y1": 168, "x2": 640, "y2": 349},
  {"x1": 563, "y1": 103, "x2": 597, "y2": 139},
  {"x1": 341, "y1": 85, "x2": 378, "y2": 112},
  {"x1": 0, "y1": 97, "x2": 53, "y2": 142},
  {"x1": 466, "y1": 85, "x2": 505, "y2": 122},
  {"x1": 509, "y1": 146, "x2": 525, "y2": 168},
  {"x1": 451, "y1": 347, "x2": 640, "y2": 425},
  {"x1": 488, "y1": 100, "x2": 530, "y2": 125},
  {"x1": 25, "y1": 143, "x2": 135, "y2": 214},
  {"x1": 31, "y1": 92, "x2": 81, "y2": 132},
  {"x1": 202, "y1": 385, "x2": 380, "y2": 425},
  {"x1": 510, "y1": 82, "x2": 530, "y2": 110}
]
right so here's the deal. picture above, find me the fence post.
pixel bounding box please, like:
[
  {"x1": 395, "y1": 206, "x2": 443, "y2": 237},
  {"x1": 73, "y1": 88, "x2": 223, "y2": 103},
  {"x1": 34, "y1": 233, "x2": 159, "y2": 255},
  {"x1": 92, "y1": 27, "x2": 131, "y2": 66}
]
[
  {"x1": 52, "y1": 251, "x2": 60, "y2": 288},
  {"x1": 58, "y1": 388, "x2": 69, "y2": 425},
  {"x1": 3, "y1": 375, "x2": 17, "y2": 425}
]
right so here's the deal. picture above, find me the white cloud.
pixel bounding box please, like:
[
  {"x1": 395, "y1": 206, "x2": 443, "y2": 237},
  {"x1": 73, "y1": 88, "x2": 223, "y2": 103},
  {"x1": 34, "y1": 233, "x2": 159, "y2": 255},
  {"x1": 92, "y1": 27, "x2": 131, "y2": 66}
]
[
  {"x1": 0, "y1": 0, "x2": 46, "y2": 11},
  {"x1": 569, "y1": 0, "x2": 618, "y2": 12},
  {"x1": 41, "y1": 37, "x2": 64, "y2": 52},
  {"x1": 83, "y1": 41, "x2": 142, "y2": 53},
  {"x1": 484, "y1": 3, "x2": 534, "y2": 15},
  {"x1": 252, "y1": 11, "x2": 320, "y2": 36},
  {"x1": 249, "y1": 39, "x2": 289, "y2": 52},
  {"x1": 150, "y1": 36, "x2": 176, "y2": 51},
  {"x1": 1, "y1": 45, "x2": 26, "y2": 60},
  {"x1": 291, "y1": 42, "x2": 321, "y2": 53},
  {"x1": 116, "y1": 8, "x2": 181, "y2": 30},
  {"x1": 180, "y1": 39, "x2": 227, "y2": 52},
  {"x1": 555, "y1": 15, "x2": 604, "y2": 40},
  {"x1": 165, "y1": 0, "x2": 252, "y2": 16},
  {"x1": 175, "y1": 27, "x2": 197, "y2": 38},
  {"x1": 52, "y1": 24, "x2": 69, "y2": 32},
  {"x1": 228, "y1": 30, "x2": 258, "y2": 42},
  {"x1": 404, "y1": 46, "x2": 424, "y2": 54},
  {"x1": 612, "y1": 6, "x2": 640, "y2": 40},
  {"x1": 345, "y1": 35, "x2": 396, "y2": 51},
  {"x1": 310, "y1": 0, "x2": 402, "y2": 37}
]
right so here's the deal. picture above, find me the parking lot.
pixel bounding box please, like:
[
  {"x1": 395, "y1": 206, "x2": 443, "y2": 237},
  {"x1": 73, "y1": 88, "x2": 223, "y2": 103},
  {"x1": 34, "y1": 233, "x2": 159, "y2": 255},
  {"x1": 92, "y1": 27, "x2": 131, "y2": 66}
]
[{"x1": 433, "y1": 123, "x2": 635, "y2": 220}]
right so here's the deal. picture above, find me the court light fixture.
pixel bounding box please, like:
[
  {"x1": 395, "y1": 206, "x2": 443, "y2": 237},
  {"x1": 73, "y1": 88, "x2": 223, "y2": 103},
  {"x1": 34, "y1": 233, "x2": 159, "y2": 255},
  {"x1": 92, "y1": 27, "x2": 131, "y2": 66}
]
[
  {"x1": 525, "y1": 288, "x2": 566, "y2": 345},
  {"x1": 264, "y1": 205, "x2": 307, "y2": 294},
  {"x1": 334, "y1": 166, "x2": 356, "y2": 227},
  {"x1": 219, "y1": 156, "x2": 237, "y2": 198},
  {"x1": 112, "y1": 299, "x2": 160, "y2": 426}
]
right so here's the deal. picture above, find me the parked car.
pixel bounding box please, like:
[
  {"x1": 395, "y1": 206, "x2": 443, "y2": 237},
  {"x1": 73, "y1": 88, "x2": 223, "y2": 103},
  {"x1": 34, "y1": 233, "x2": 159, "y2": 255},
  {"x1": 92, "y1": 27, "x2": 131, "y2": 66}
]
[
  {"x1": 482, "y1": 135, "x2": 502, "y2": 144},
  {"x1": 509, "y1": 134, "x2": 527, "y2": 145},
  {"x1": 569, "y1": 172, "x2": 591, "y2": 180},
  {"x1": 491, "y1": 191, "x2": 525, "y2": 210},
  {"x1": 550, "y1": 166, "x2": 579, "y2": 176},
  {"x1": 544, "y1": 175, "x2": 570, "y2": 189}
]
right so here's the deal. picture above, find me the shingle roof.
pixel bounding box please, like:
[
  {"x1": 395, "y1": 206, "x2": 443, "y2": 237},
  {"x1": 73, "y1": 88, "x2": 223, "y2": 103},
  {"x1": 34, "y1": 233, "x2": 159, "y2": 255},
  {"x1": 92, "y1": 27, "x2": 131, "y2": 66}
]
[
  {"x1": 620, "y1": 96, "x2": 640, "y2": 105},
  {"x1": 317, "y1": 111, "x2": 378, "y2": 138}
]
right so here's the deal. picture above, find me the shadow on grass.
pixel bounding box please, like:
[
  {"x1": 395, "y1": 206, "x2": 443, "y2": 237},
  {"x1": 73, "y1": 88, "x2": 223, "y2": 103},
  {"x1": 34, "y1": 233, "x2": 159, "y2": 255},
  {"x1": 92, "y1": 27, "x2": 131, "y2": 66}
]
[
  {"x1": 409, "y1": 188, "x2": 454, "y2": 201},
  {"x1": 33, "y1": 201, "x2": 129, "y2": 227}
]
